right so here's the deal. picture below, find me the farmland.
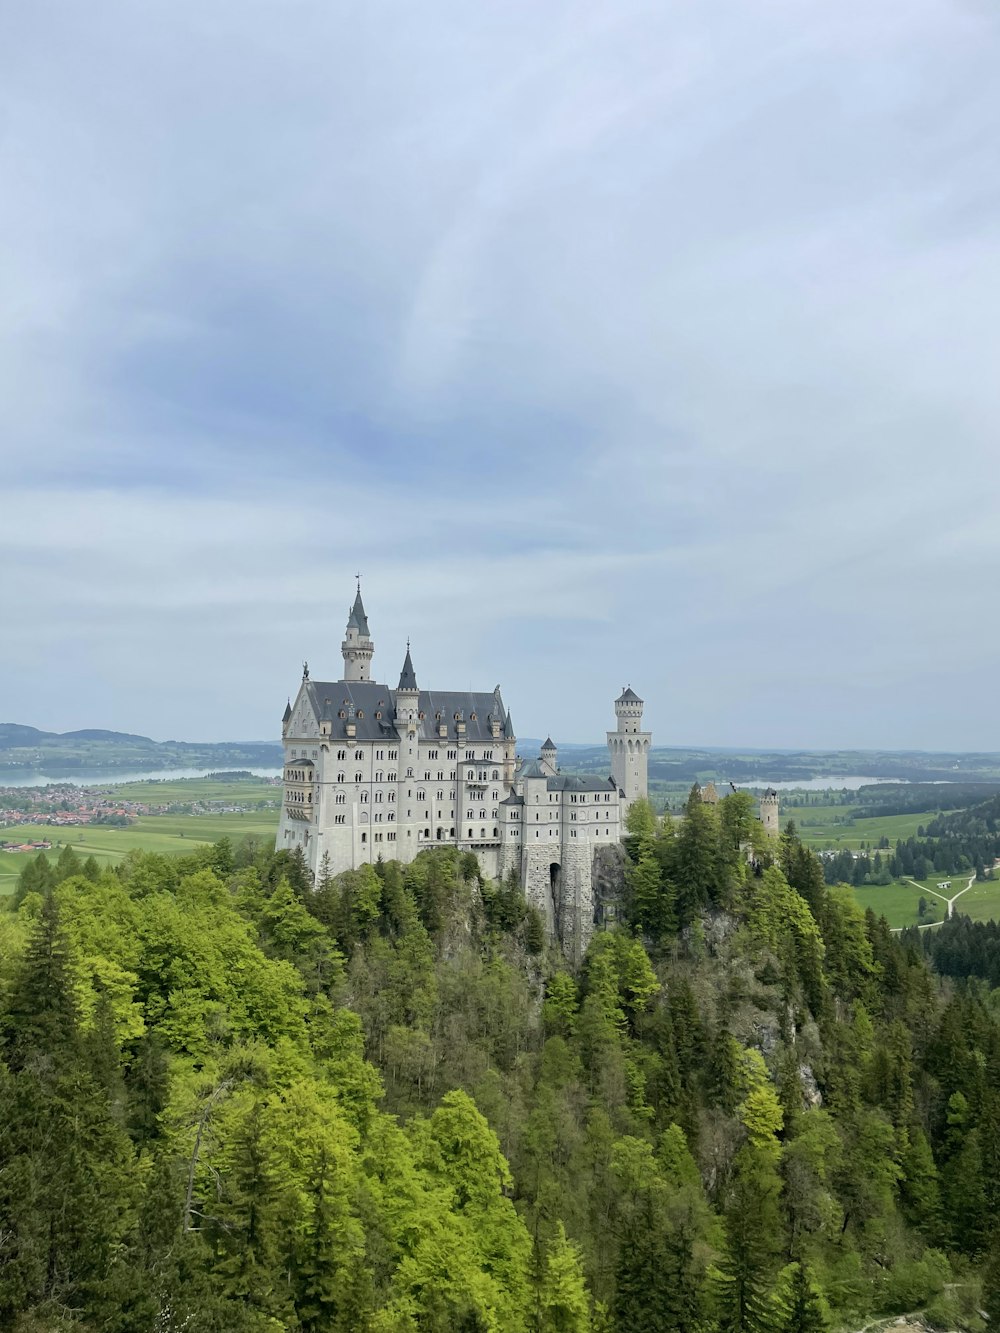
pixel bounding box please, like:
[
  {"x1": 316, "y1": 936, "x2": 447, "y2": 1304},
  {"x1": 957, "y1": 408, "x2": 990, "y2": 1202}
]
[{"x1": 0, "y1": 805, "x2": 280, "y2": 895}]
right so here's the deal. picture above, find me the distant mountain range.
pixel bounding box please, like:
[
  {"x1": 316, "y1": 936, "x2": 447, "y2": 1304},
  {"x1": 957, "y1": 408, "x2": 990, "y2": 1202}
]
[
  {"x1": 6, "y1": 722, "x2": 1000, "y2": 787},
  {"x1": 0, "y1": 723, "x2": 283, "y2": 775}
]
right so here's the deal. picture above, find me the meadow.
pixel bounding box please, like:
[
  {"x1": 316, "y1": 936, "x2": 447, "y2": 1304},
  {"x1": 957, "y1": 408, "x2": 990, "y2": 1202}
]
[
  {"x1": 779, "y1": 804, "x2": 932, "y2": 850},
  {"x1": 84, "y1": 775, "x2": 280, "y2": 804}
]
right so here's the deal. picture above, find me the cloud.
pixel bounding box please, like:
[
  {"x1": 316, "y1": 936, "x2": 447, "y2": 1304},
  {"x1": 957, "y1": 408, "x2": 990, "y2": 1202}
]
[{"x1": 2, "y1": 0, "x2": 1000, "y2": 748}]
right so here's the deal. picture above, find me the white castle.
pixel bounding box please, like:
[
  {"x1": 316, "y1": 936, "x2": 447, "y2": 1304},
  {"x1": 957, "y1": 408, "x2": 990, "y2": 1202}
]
[{"x1": 277, "y1": 585, "x2": 650, "y2": 957}]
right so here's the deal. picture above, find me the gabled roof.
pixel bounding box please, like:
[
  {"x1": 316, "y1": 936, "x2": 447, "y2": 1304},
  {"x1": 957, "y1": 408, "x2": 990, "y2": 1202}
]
[
  {"x1": 398, "y1": 646, "x2": 418, "y2": 691},
  {"x1": 347, "y1": 588, "x2": 370, "y2": 636}
]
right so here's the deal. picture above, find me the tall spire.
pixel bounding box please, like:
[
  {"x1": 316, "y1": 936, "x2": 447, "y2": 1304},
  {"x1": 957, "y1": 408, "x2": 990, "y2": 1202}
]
[
  {"x1": 341, "y1": 579, "x2": 374, "y2": 681},
  {"x1": 398, "y1": 640, "x2": 418, "y2": 692},
  {"x1": 347, "y1": 586, "x2": 369, "y2": 637}
]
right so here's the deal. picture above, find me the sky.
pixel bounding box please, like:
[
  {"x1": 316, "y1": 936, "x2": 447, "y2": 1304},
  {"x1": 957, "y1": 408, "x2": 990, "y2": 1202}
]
[{"x1": 2, "y1": 1, "x2": 1000, "y2": 750}]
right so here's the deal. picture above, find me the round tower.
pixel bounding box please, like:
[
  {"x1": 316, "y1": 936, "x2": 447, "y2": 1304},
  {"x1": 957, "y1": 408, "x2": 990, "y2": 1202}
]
[
  {"x1": 341, "y1": 584, "x2": 374, "y2": 681},
  {"x1": 607, "y1": 685, "x2": 651, "y2": 817},
  {"x1": 760, "y1": 788, "x2": 780, "y2": 837}
]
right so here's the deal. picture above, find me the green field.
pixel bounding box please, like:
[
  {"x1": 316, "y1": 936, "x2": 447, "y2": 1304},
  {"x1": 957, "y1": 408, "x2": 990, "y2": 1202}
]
[
  {"x1": 77, "y1": 775, "x2": 281, "y2": 804},
  {"x1": 848, "y1": 872, "x2": 1000, "y2": 929},
  {"x1": 849, "y1": 880, "x2": 937, "y2": 929},
  {"x1": 0, "y1": 809, "x2": 280, "y2": 895},
  {"x1": 781, "y1": 805, "x2": 935, "y2": 851}
]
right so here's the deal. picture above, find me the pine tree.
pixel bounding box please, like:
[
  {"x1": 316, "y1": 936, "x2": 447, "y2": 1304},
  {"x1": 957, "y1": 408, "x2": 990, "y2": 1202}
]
[
  {"x1": 538, "y1": 1222, "x2": 591, "y2": 1332},
  {"x1": 2, "y1": 889, "x2": 80, "y2": 1072},
  {"x1": 54, "y1": 843, "x2": 83, "y2": 883},
  {"x1": 716, "y1": 1146, "x2": 785, "y2": 1333},
  {"x1": 782, "y1": 1262, "x2": 829, "y2": 1332}
]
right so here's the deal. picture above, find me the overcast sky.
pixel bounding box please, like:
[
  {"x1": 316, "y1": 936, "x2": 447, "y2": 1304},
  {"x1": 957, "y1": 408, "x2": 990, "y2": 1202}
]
[{"x1": 2, "y1": 1, "x2": 1000, "y2": 750}]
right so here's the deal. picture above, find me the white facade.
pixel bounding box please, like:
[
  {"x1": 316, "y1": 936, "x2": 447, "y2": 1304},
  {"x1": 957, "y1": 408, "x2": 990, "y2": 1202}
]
[{"x1": 276, "y1": 588, "x2": 650, "y2": 956}]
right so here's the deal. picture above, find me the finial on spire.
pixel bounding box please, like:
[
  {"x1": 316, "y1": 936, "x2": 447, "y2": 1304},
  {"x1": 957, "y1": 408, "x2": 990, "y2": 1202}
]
[{"x1": 355, "y1": 570, "x2": 362, "y2": 590}]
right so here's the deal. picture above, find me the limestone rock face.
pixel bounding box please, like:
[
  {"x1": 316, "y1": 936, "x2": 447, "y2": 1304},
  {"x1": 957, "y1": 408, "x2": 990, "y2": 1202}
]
[{"x1": 592, "y1": 843, "x2": 628, "y2": 933}]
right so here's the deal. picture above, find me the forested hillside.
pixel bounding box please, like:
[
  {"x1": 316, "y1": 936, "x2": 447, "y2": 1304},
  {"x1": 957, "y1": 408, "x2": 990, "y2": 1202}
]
[{"x1": 3, "y1": 789, "x2": 1000, "y2": 1330}]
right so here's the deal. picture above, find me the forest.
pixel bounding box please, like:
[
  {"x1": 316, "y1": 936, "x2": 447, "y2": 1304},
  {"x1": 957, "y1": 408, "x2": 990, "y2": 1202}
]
[{"x1": 3, "y1": 788, "x2": 1000, "y2": 1331}]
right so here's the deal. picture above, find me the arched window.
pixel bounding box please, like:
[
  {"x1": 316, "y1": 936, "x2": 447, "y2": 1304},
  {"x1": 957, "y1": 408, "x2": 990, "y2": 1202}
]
[
  {"x1": 375, "y1": 791, "x2": 383, "y2": 802},
  {"x1": 360, "y1": 791, "x2": 368, "y2": 803},
  {"x1": 337, "y1": 772, "x2": 345, "y2": 783},
  {"x1": 492, "y1": 769, "x2": 499, "y2": 780}
]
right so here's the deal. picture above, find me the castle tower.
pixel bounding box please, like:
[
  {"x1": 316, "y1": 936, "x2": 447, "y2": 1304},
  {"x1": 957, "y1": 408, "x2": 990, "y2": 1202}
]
[
  {"x1": 760, "y1": 788, "x2": 780, "y2": 836},
  {"x1": 540, "y1": 737, "x2": 558, "y2": 775},
  {"x1": 341, "y1": 585, "x2": 374, "y2": 681},
  {"x1": 607, "y1": 686, "x2": 651, "y2": 817}
]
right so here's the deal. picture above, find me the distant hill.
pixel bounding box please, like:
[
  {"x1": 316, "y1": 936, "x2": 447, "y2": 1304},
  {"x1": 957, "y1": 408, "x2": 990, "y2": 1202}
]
[{"x1": 0, "y1": 723, "x2": 282, "y2": 776}]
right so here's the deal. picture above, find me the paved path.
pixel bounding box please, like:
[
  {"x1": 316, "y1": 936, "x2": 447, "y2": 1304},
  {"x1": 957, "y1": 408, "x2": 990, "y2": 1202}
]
[{"x1": 891, "y1": 872, "x2": 976, "y2": 932}]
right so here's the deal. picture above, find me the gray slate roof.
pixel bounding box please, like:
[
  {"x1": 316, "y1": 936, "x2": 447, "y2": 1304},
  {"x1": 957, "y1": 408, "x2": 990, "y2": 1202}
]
[
  {"x1": 542, "y1": 737, "x2": 556, "y2": 750},
  {"x1": 302, "y1": 680, "x2": 511, "y2": 744},
  {"x1": 617, "y1": 686, "x2": 642, "y2": 703},
  {"x1": 517, "y1": 756, "x2": 617, "y2": 792},
  {"x1": 347, "y1": 589, "x2": 370, "y2": 636},
  {"x1": 546, "y1": 774, "x2": 617, "y2": 793}
]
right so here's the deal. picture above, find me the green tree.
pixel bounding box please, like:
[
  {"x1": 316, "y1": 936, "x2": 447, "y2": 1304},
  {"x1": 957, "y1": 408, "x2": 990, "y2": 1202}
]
[{"x1": 538, "y1": 1222, "x2": 591, "y2": 1332}]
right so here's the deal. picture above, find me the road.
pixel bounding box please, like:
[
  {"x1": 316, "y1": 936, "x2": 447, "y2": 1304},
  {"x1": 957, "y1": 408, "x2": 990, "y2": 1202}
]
[{"x1": 891, "y1": 872, "x2": 976, "y2": 932}]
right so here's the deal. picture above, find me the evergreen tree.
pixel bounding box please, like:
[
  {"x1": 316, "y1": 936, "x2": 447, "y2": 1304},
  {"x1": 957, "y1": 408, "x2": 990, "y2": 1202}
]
[
  {"x1": 782, "y1": 1262, "x2": 829, "y2": 1333},
  {"x1": 538, "y1": 1222, "x2": 591, "y2": 1332},
  {"x1": 2, "y1": 890, "x2": 80, "y2": 1072}
]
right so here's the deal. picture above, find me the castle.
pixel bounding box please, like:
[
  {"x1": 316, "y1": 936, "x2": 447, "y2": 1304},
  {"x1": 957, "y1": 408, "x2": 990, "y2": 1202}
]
[
  {"x1": 276, "y1": 585, "x2": 650, "y2": 958},
  {"x1": 277, "y1": 583, "x2": 777, "y2": 957}
]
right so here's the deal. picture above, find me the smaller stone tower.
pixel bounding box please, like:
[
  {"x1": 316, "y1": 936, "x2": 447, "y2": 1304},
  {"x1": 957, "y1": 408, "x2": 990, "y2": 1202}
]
[
  {"x1": 341, "y1": 584, "x2": 374, "y2": 681},
  {"x1": 607, "y1": 686, "x2": 651, "y2": 817},
  {"x1": 760, "y1": 788, "x2": 780, "y2": 836}
]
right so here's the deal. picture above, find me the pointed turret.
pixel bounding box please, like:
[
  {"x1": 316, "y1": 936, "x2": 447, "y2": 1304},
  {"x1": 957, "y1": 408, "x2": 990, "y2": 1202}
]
[
  {"x1": 394, "y1": 641, "x2": 419, "y2": 729},
  {"x1": 398, "y1": 643, "x2": 418, "y2": 691},
  {"x1": 347, "y1": 587, "x2": 369, "y2": 636},
  {"x1": 503, "y1": 711, "x2": 515, "y2": 740},
  {"x1": 540, "y1": 736, "x2": 558, "y2": 775},
  {"x1": 341, "y1": 580, "x2": 374, "y2": 681},
  {"x1": 282, "y1": 699, "x2": 292, "y2": 724}
]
